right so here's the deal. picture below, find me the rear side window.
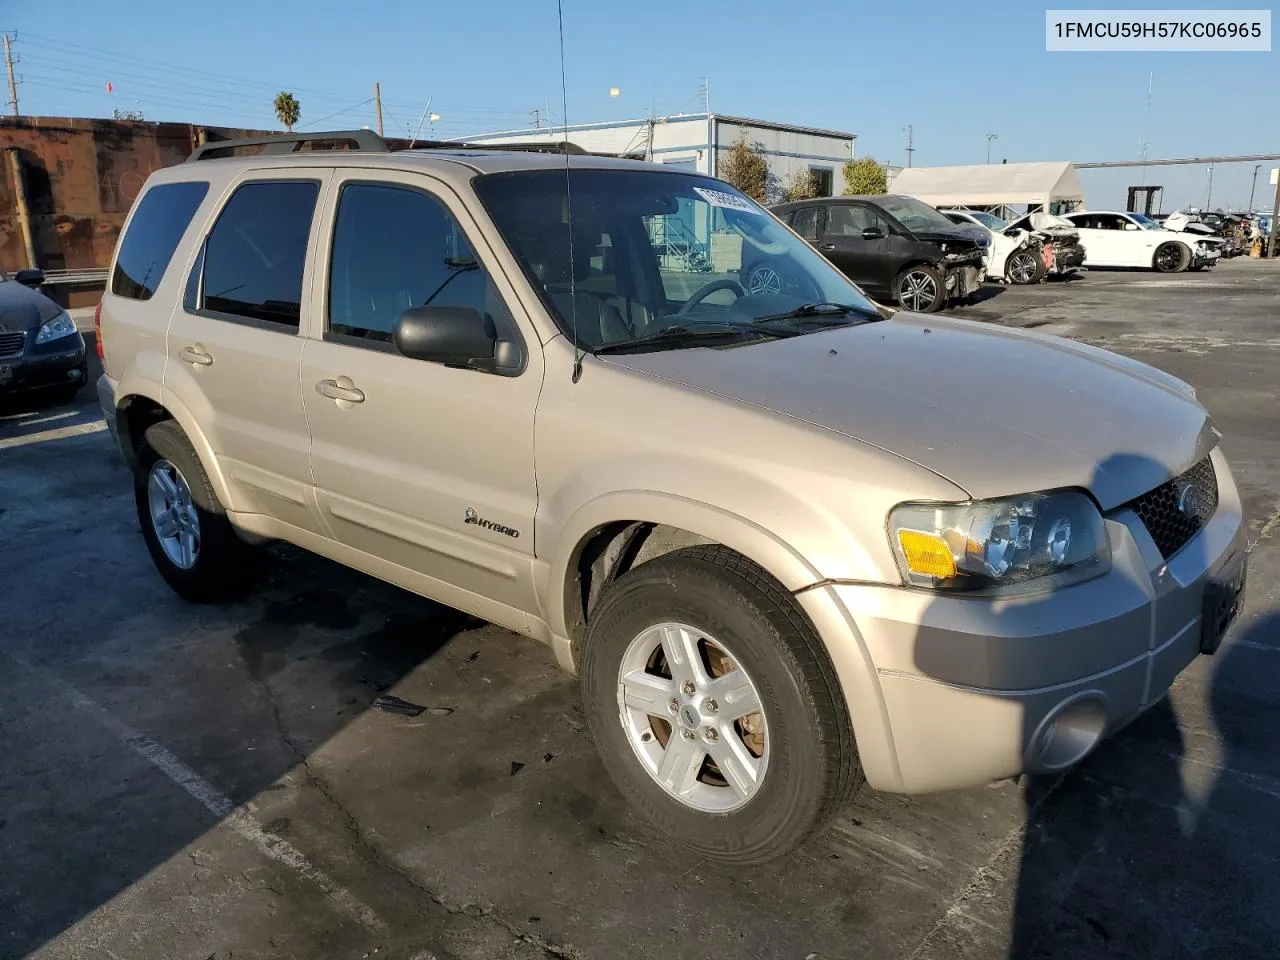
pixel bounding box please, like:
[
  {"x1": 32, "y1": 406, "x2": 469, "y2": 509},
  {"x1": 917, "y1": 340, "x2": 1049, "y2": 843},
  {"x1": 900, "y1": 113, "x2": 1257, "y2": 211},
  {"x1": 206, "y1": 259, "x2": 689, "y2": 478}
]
[
  {"x1": 111, "y1": 181, "x2": 209, "y2": 301},
  {"x1": 791, "y1": 207, "x2": 821, "y2": 241},
  {"x1": 201, "y1": 180, "x2": 320, "y2": 328}
]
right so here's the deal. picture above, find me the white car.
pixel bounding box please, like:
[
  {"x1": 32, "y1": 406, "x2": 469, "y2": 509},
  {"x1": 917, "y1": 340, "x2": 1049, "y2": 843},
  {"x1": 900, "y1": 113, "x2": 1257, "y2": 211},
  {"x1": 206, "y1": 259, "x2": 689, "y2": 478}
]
[
  {"x1": 1061, "y1": 211, "x2": 1222, "y2": 273},
  {"x1": 942, "y1": 210, "x2": 1044, "y2": 284}
]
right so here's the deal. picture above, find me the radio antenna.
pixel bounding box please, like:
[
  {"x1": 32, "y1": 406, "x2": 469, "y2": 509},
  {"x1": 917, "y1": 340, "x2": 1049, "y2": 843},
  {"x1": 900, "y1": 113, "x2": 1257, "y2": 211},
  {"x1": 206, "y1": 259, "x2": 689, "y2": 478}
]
[{"x1": 556, "y1": 0, "x2": 583, "y2": 383}]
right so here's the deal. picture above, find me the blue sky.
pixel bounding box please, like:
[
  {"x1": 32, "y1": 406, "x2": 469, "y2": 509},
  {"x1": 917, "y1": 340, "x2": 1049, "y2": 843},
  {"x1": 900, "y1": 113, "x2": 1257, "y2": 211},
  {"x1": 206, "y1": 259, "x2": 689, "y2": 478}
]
[{"x1": 7, "y1": 0, "x2": 1276, "y2": 210}]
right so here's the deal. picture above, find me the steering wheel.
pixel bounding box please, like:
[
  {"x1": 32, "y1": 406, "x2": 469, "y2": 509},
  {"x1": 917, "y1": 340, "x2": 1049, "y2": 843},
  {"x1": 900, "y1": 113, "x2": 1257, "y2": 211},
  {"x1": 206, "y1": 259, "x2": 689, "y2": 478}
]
[{"x1": 676, "y1": 278, "x2": 746, "y2": 316}]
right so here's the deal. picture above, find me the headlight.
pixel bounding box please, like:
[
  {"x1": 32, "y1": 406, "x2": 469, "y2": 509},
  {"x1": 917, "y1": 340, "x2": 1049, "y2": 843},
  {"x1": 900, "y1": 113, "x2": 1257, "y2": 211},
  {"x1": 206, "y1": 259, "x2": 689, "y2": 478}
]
[
  {"x1": 35, "y1": 311, "x2": 77, "y2": 345},
  {"x1": 888, "y1": 490, "x2": 1110, "y2": 594}
]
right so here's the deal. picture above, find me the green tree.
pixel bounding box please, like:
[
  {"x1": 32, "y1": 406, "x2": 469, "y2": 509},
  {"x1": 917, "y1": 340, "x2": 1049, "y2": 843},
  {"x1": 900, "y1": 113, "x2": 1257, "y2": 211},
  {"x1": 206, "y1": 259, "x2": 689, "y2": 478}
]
[
  {"x1": 782, "y1": 169, "x2": 822, "y2": 203},
  {"x1": 842, "y1": 156, "x2": 887, "y2": 195},
  {"x1": 274, "y1": 91, "x2": 301, "y2": 133},
  {"x1": 719, "y1": 134, "x2": 770, "y2": 204}
]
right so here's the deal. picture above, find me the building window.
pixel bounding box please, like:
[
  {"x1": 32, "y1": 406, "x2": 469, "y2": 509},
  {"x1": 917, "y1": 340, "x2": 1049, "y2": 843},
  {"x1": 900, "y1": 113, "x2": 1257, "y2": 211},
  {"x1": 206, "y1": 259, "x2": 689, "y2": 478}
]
[{"x1": 809, "y1": 167, "x2": 834, "y2": 197}]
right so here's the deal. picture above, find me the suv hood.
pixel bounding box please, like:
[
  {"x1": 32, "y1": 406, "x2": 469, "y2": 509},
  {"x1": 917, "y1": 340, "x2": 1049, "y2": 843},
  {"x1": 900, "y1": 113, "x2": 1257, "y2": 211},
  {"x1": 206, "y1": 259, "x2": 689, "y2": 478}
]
[{"x1": 601, "y1": 314, "x2": 1214, "y2": 510}]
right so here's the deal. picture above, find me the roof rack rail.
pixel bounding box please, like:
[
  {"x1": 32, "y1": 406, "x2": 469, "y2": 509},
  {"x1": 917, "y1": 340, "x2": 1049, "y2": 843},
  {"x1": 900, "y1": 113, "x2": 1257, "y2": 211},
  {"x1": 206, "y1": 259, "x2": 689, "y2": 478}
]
[
  {"x1": 188, "y1": 129, "x2": 390, "y2": 162},
  {"x1": 403, "y1": 139, "x2": 588, "y2": 156}
]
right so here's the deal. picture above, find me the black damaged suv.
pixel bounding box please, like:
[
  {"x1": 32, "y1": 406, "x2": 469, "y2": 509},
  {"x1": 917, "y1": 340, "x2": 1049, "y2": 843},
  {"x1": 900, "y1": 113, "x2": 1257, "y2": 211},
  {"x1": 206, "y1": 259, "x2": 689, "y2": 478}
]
[{"x1": 762, "y1": 195, "x2": 987, "y2": 312}]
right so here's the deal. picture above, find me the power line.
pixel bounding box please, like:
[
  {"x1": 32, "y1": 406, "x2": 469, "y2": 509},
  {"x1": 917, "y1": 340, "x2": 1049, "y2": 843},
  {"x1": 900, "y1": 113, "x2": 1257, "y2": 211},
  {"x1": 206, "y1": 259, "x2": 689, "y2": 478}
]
[{"x1": 297, "y1": 97, "x2": 374, "y2": 130}]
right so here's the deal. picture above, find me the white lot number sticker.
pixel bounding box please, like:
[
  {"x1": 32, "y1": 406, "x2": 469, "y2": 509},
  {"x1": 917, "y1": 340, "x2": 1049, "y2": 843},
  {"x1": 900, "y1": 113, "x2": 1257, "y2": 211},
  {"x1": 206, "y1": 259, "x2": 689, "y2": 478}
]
[{"x1": 693, "y1": 186, "x2": 761, "y2": 215}]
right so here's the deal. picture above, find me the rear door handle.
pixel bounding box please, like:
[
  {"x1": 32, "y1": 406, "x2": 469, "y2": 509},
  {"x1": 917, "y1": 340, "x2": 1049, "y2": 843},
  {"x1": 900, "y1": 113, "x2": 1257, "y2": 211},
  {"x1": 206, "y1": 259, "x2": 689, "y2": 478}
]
[
  {"x1": 315, "y1": 377, "x2": 365, "y2": 404},
  {"x1": 179, "y1": 344, "x2": 213, "y2": 366}
]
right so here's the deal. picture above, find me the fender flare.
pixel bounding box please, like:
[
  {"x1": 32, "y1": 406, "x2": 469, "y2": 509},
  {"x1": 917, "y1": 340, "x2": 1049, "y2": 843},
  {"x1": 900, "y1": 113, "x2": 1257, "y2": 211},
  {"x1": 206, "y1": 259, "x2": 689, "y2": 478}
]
[
  {"x1": 116, "y1": 380, "x2": 236, "y2": 511},
  {"x1": 546, "y1": 489, "x2": 824, "y2": 640}
]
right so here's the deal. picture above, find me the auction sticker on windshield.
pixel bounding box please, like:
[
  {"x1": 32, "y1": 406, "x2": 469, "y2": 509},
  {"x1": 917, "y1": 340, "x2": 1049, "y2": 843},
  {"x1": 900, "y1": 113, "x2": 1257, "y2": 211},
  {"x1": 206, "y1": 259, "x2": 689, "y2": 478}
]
[{"x1": 693, "y1": 186, "x2": 761, "y2": 215}]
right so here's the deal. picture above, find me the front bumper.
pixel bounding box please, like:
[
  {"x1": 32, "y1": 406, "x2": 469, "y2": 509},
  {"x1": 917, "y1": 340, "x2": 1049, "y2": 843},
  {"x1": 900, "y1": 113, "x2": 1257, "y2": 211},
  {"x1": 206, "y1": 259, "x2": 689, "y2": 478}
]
[
  {"x1": 943, "y1": 260, "x2": 985, "y2": 299},
  {"x1": 826, "y1": 445, "x2": 1246, "y2": 794},
  {"x1": 0, "y1": 333, "x2": 88, "y2": 394},
  {"x1": 1048, "y1": 241, "x2": 1086, "y2": 273}
]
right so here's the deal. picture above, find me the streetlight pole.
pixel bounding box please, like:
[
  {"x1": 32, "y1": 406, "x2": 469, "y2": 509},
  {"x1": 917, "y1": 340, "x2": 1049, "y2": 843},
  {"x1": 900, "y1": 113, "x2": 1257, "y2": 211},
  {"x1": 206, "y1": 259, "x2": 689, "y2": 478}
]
[
  {"x1": 1249, "y1": 163, "x2": 1261, "y2": 212},
  {"x1": 985, "y1": 132, "x2": 998, "y2": 164}
]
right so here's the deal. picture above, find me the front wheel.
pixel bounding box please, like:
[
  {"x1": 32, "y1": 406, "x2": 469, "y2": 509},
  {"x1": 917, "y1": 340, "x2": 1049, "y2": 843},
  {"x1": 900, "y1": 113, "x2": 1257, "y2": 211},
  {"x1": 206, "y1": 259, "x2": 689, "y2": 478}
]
[
  {"x1": 580, "y1": 545, "x2": 861, "y2": 864},
  {"x1": 894, "y1": 264, "x2": 946, "y2": 312},
  {"x1": 1153, "y1": 242, "x2": 1190, "y2": 273},
  {"x1": 1006, "y1": 249, "x2": 1045, "y2": 285}
]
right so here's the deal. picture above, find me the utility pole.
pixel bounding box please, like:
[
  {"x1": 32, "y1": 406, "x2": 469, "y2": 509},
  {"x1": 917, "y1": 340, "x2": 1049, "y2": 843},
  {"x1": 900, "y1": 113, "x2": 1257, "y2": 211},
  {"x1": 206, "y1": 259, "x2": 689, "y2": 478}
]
[
  {"x1": 985, "y1": 132, "x2": 998, "y2": 164},
  {"x1": 373, "y1": 82, "x2": 384, "y2": 137},
  {"x1": 1269, "y1": 171, "x2": 1280, "y2": 257},
  {"x1": 529, "y1": 108, "x2": 543, "y2": 128},
  {"x1": 1205, "y1": 162, "x2": 1215, "y2": 209},
  {"x1": 905, "y1": 124, "x2": 914, "y2": 168},
  {"x1": 1249, "y1": 164, "x2": 1261, "y2": 211},
  {"x1": 4, "y1": 34, "x2": 19, "y2": 116}
]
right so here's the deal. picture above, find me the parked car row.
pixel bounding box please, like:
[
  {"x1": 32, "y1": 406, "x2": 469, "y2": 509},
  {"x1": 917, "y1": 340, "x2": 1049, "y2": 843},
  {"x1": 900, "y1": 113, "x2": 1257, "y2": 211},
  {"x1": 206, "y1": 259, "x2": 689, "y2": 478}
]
[{"x1": 757, "y1": 191, "x2": 1238, "y2": 312}]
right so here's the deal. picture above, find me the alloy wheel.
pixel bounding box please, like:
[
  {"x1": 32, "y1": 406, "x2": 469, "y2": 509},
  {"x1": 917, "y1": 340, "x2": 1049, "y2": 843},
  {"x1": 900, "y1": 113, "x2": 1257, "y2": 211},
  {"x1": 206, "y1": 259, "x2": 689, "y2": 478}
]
[
  {"x1": 147, "y1": 459, "x2": 201, "y2": 570},
  {"x1": 616, "y1": 621, "x2": 768, "y2": 813}
]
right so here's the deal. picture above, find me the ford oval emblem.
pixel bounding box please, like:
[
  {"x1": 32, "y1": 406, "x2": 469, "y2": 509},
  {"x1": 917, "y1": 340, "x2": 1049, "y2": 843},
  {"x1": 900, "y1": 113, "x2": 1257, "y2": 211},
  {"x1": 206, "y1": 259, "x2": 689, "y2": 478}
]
[{"x1": 1176, "y1": 483, "x2": 1200, "y2": 517}]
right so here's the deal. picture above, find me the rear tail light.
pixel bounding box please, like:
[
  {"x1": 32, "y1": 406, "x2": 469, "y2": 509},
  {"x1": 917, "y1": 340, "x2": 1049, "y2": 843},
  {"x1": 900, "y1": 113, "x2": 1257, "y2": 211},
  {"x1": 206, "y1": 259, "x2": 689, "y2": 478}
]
[{"x1": 94, "y1": 300, "x2": 105, "y2": 365}]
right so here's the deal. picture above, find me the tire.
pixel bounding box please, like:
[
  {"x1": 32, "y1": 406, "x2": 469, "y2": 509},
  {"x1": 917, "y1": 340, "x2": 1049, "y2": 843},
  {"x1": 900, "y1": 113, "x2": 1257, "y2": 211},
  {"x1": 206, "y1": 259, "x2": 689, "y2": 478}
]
[
  {"x1": 894, "y1": 264, "x2": 945, "y2": 312},
  {"x1": 1006, "y1": 249, "x2": 1045, "y2": 285},
  {"x1": 1153, "y1": 242, "x2": 1190, "y2": 273},
  {"x1": 580, "y1": 545, "x2": 861, "y2": 864},
  {"x1": 134, "y1": 420, "x2": 262, "y2": 603}
]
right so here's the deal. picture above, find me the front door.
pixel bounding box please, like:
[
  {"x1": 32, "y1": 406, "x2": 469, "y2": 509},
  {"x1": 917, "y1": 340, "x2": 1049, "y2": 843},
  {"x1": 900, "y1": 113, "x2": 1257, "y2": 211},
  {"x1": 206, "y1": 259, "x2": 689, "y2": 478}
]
[
  {"x1": 820, "y1": 203, "x2": 895, "y2": 295},
  {"x1": 300, "y1": 172, "x2": 543, "y2": 626},
  {"x1": 164, "y1": 171, "x2": 327, "y2": 535}
]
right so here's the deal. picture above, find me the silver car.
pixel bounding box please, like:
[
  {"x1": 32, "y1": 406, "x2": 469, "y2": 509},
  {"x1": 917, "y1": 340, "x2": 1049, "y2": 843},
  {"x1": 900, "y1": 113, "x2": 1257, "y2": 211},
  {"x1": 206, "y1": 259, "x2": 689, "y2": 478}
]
[{"x1": 97, "y1": 132, "x2": 1248, "y2": 863}]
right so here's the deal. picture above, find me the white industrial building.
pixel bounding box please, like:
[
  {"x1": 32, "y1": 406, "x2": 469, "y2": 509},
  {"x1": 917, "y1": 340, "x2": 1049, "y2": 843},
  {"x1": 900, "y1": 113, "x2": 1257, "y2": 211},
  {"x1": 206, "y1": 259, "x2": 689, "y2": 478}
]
[{"x1": 459, "y1": 113, "x2": 856, "y2": 199}]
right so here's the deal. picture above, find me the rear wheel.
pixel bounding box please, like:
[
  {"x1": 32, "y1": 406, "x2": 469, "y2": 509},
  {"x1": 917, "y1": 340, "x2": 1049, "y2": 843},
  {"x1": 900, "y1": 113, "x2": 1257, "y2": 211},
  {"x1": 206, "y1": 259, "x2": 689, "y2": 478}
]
[
  {"x1": 134, "y1": 420, "x2": 262, "y2": 603},
  {"x1": 580, "y1": 545, "x2": 861, "y2": 864},
  {"x1": 894, "y1": 264, "x2": 945, "y2": 312},
  {"x1": 1006, "y1": 249, "x2": 1045, "y2": 285},
  {"x1": 1153, "y1": 242, "x2": 1190, "y2": 273}
]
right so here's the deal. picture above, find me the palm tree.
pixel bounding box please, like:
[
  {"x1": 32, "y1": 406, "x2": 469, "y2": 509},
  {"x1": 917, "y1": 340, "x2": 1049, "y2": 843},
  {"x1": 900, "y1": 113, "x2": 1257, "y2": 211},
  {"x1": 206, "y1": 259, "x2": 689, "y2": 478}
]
[{"x1": 274, "y1": 92, "x2": 301, "y2": 133}]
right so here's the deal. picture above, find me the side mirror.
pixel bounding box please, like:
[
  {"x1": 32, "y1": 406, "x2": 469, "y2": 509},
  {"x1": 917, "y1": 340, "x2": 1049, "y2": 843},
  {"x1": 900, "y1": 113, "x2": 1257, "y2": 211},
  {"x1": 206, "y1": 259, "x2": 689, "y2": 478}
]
[
  {"x1": 861, "y1": 226, "x2": 886, "y2": 240},
  {"x1": 1123, "y1": 222, "x2": 1139, "y2": 231},
  {"x1": 393, "y1": 305, "x2": 520, "y2": 374},
  {"x1": 14, "y1": 268, "x2": 45, "y2": 288}
]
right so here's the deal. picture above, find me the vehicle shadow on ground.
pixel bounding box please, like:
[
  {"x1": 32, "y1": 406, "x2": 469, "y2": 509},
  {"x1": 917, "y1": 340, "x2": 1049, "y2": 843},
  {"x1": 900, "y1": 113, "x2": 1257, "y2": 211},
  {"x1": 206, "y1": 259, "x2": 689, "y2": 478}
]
[
  {"x1": 910, "y1": 450, "x2": 1280, "y2": 959},
  {"x1": 0, "y1": 415, "x2": 489, "y2": 958}
]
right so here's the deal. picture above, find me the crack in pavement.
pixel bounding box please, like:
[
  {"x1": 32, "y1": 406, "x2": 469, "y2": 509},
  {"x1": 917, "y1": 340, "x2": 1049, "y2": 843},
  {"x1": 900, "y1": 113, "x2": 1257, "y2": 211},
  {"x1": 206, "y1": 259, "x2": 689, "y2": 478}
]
[
  {"x1": 1249, "y1": 503, "x2": 1280, "y2": 553},
  {"x1": 253, "y1": 671, "x2": 585, "y2": 960}
]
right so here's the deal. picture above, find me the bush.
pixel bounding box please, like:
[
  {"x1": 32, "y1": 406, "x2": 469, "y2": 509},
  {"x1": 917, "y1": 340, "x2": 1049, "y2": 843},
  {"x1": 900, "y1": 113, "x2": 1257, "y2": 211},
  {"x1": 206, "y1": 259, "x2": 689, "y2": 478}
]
[
  {"x1": 843, "y1": 156, "x2": 887, "y2": 196},
  {"x1": 782, "y1": 169, "x2": 822, "y2": 203},
  {"x1": 719, "y1": 135, "x2": 770, "y2": 204}
]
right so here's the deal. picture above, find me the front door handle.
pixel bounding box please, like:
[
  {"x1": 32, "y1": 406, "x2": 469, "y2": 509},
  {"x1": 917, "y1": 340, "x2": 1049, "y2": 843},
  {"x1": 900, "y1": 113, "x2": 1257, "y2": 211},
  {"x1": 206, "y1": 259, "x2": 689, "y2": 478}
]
[
  {"x1": 179, "y1": 344, "x2": 213, "y2": 366},
  {"x1": 819, "y1": 242, "x2": 836, "y2": 251},
  {"x1": 315, "y1": 377, "x2": 365, "y2": 404}
]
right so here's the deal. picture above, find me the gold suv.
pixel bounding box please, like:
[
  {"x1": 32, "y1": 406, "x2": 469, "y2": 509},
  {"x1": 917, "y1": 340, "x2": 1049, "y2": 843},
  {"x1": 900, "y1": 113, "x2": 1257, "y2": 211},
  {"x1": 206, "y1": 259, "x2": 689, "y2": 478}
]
[{"x1": 98, "y1": 132, "x2": 1248, "y2": 863}]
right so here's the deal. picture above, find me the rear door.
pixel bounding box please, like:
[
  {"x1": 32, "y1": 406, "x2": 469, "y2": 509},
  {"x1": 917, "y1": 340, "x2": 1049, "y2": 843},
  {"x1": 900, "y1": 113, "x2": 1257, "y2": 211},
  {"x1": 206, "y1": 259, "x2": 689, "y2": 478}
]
[
  {"x1": 299, "y1": 170, "x2": 542, "y2": 628},
  {"x1": 164, "y1": 170, "x2": 327, "y2": 535}
]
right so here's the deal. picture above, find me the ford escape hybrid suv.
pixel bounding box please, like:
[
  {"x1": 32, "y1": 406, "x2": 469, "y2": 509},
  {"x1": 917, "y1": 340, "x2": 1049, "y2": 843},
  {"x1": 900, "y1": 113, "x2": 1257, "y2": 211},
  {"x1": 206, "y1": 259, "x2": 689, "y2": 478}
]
[{"x1": 98, "y1": 131, "x2": 1248, "y2": 864}]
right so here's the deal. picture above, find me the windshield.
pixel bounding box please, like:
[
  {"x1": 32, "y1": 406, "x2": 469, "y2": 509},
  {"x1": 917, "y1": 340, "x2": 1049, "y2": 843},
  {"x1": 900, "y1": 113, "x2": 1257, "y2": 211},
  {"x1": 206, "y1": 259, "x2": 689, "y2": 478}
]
[
  {"x1": 878, "y1": 196, "x2": 958, "y2": 233},
  {"x1": 1129, "y1": 213, "x2": 1162, "y2": 230},
  {"x1": 473, "y1": 168, "x2": 877, "y2": 351},
  {"x1": 969, "y1": 211, "x2": 1006, "y2": 230}
]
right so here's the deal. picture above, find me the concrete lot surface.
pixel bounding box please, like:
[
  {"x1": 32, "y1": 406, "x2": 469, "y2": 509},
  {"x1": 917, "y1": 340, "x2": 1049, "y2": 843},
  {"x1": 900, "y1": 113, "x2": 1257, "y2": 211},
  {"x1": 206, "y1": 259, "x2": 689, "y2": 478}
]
[{"x1": 2, "y1": 259, "x2": 1279, "y2": 960}]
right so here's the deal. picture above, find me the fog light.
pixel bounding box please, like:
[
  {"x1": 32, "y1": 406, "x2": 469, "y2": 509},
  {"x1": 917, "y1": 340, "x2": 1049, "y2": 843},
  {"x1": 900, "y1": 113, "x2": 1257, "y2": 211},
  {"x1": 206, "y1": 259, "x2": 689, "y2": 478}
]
[
  {"x1": 1026, "y1": 695, "x2": 1108, "y2": 772},
  {"x1": 68, "y1": 369, "x2": 83, "y2": 380}
]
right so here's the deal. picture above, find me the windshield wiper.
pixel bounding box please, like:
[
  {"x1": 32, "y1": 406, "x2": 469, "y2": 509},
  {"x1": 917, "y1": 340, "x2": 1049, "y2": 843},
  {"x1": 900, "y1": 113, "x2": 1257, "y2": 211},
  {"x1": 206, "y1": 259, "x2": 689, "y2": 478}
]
[
  {"x1": 593, "y1": 322, "x2": 788, "y2": 355},
  {"x1": 751, "y1": 302, "x2": 883, "y2": 326}
]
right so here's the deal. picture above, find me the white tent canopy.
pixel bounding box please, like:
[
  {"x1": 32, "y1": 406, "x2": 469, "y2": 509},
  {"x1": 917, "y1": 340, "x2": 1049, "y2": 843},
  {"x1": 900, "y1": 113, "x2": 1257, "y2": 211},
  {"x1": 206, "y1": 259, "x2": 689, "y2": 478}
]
[{"x1": 888, "y1": 161, "x2": 1084, "y2": 210}]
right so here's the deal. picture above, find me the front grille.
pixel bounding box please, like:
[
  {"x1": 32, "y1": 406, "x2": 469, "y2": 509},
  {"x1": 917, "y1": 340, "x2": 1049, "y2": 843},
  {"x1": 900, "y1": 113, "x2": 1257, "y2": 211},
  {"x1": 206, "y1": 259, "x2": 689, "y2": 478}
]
[
  {"x1": 1126, "y1": 456, "x2": 1218, "y2": 559},
  {"x1": 0, "y1": 330, "x2": 24, "y2": 359}
]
